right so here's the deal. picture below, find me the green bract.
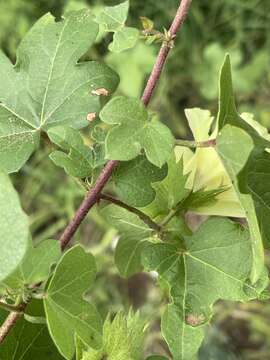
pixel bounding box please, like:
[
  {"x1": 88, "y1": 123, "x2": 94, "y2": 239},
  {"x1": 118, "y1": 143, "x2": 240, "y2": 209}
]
[
  {"x1": 0, "y1": 9, "x2": 119, "y2": 173},
  {"x1": 81, "y1": 311, "x2": 145, "y2": 360},
  {"x1": 142, "y1": 153, "x2": 189, "y2": 218},
  {"x1": 218, "y1": 55, "x2": 270, "y2": 148},
  {"x1": 100, "y1": 96, "x2": 174, "y2": 167},
  {"x1": 0, "y1": 172, "x2": 29, "y2": 283}
]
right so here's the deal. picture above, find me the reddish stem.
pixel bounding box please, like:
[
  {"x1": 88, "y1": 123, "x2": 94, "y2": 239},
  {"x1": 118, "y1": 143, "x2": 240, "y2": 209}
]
[
  {"x1": 0, "y1": 0, "x2": 192, "y2": 343},
  {"x1": 0, "y1": 302, "x2": 27, "y2": 344},
  {"x1": 60, "y1": 160, "x2": 119, "y2": 250},
  {"x1": 59, "y1": 0, "x2": 192, "y2": 251},
  {"x1": 141, "y1": 0, "x2": 192, "y2": 105}
]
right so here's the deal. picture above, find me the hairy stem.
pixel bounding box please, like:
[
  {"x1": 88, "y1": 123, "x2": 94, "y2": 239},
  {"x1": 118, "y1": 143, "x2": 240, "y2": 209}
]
[
  {"x1": 0, "y1": 0, "x2": 192, "y2": 342},
  {"x1": 60, "y1": 160, "x2": 119, "y2": 250},
  {"x1": 59, "y1": 0, "x2": 192, "y2": 250},
  {"x1": 0, "y1": 301, "x2": 25, "y2": 313},
  {"x1": 100, "y1": 194, "x2": 161, "y2": 233},
  {"x1": 141, "y1": 0, "x2": 192, "y2": 105},
  {"x1": 0, "y1": 301, "x2": 27, "y2": 344}
]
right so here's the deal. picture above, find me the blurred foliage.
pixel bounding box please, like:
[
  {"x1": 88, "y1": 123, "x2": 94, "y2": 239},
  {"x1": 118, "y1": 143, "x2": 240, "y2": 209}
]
[{"x1": 1, "y1": 0, "x2": 270, "y2": 358}]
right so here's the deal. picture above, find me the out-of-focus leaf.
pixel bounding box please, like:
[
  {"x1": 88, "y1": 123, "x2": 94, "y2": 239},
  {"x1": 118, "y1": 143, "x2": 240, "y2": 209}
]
[
  {"x1": 1, "y1": 239, "x2": 60, "y2": 294},
  {"x1": 96, "y1": 0, "x2": 139, "y2": 53},
  {"x1": 0, "y1": 172, "x2": 29, "y2": 283}
]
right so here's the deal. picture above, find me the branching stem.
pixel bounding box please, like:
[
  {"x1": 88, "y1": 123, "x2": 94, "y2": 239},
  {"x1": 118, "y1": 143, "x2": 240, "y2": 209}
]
[
  {"x1": 0, "y1": 0, "x2": 192, "y2": 343},
  {"x1": 0, "y1": 301, "x2": 27, "y2": 344},
  {"x1": 59, "y1": 0, "x2": 192, "y2": 251},
  {"x1": 0, "y1": 301, "x2": 24, "y2": 313},
  {"x1": 99, "y1": 194, "x2": 161, "y2": 233}
]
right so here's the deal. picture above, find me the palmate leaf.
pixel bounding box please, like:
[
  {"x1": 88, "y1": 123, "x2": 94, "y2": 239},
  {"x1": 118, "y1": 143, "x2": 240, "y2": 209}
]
[
  {"x1": 1, "y1": 239, "x2": 61, "y2": 294},
  {"x1": 216, "y1": 56, "x2": 269, "y2": 283},
  {"x1": 142, "y1": 218, "x2": 267, "y2": 360},
  {"x1": 48, "y1": 126, "x2": 94, "y2": 178},
  {"x1": 0, "y1": 9, "x2": 119, "y2": 173},
  {"x1": 96, "y1": 0, "x2": 139, "y2": 53},
  {"x1": 102, "y1": 204, "x2": 154, "y2": 278},
  {"x1": 113, "y1": 155, "x2": 168, "y2": 207},
  {"x1": 0, "y1": 301, "x2": 64, "y2": 360},
  {"x1": 240, "y1": 147, "x2": 270, "y2": 247},
  {"x1": 0, "y1": 172, "x2": 29, "y2": 283},
  {"x1": 44, "y1": 245, "x2": 102, "y2": 360},
  {"x1": 212, "y1": 55, "x2": 270, "y2": 283},
  {"x1": 216, "y1": 125, "x2": 265, "y2": 284},
  {"x1": 100, "y1": 96, "x2": 174, "y2": 168}
]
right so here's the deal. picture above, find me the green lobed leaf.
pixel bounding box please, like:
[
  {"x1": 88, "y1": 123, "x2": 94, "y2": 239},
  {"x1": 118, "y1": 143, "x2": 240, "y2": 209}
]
[
  {"x1": 44, "y1": 245, "x2": 102, "y2": 360},
  {"x1": 113, "y1": 156, "x2": 168, "y2": 207},
  {"x1": 217, "y1": 125, "x2": 265, "y2": 284},
  {"x1": 142, "y1": 218, "x2": 267, "y2": 360},
  {"x1": 1, "y1": 239, "x2": 61, "y2": 294},
  {"x1": 0, "y1": 9, "x2": 119, "y2": 173},
  {"x1": 48, "y1": 126, "x2": 94, "y2": 178},
  {"x1": 96, "y1": 1, "x2": 129, "y2": 31},
  {"x1": 100, "y1": 96, "x2": 174, "y2": 167},
  {"x1": 82, "y1": 311, "x2": 145, "y2": 360},
  {"x1": 108, "y1": 26, "x2": 139, "y2": 53},
  {"x1": 146, "y1": 356, "x2": 169, "y2": 360},
  {"x1": 96, "y1": 0, "x2": 139, "y2": 53},
  {"x1": 0, "y1": 171, "x2": 29, "y2": 282},
  {"x1": 102, "y1": 204, "x2": 154, "y2": 278},
  {"x1": 0, "y1": 301, "x2": 64, "y2": 360},
  {"x1": 240, "y1": 147, "x2": 270, "y2": 248},
  {"x1": 217, "y1": 56, "x2": 269, "y2": 283}
]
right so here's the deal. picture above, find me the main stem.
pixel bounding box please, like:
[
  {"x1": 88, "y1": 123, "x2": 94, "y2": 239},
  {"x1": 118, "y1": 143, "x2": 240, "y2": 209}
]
[
  {"x1": 60, "y1": 0, "x2": 192, "y2": 250},
  {"x1": 0, "y1": 0, "x2": 192, "y2": 344}
]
